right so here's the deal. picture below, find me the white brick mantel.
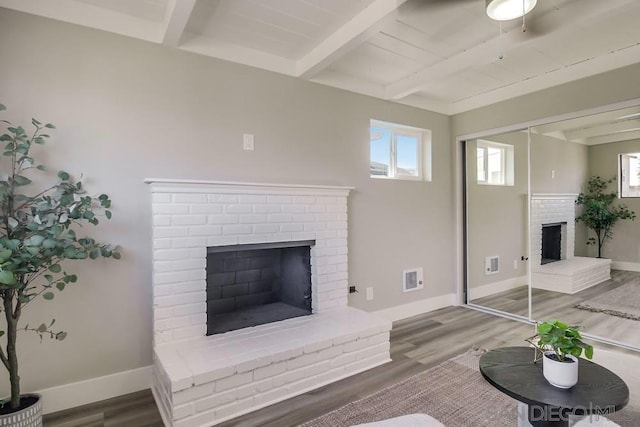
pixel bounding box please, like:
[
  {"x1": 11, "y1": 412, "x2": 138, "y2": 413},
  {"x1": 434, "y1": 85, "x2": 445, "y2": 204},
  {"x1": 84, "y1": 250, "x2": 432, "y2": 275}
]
[
  {"x1": 147, "y1": 178, "x2": 355, "y2": 345},
  {"x1": 145, "y1": 178, "x2": 355, "y2": 196},
  {"x1": 146, "y1": 179, "x2": 392, "y2": 427}
]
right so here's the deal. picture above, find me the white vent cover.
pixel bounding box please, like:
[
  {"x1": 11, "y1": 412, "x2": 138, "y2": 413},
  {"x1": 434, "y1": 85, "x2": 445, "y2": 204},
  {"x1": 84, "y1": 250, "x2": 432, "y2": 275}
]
[
  {"x1": 403, "y1": 268, "x2": 424, "y2": 292},
  {"x1": 485, "y1": 256, "x2": 499, "y2": 275}
]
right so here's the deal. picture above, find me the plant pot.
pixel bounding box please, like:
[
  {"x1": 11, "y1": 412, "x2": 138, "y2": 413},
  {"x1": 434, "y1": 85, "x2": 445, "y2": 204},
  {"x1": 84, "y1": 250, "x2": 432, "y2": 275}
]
[
  {"x1": 542, "y1": 351, "x2": 578, "y2": 389},
  {"x1": 0, "y1": 393, "x2": 42, "y2": 427}
]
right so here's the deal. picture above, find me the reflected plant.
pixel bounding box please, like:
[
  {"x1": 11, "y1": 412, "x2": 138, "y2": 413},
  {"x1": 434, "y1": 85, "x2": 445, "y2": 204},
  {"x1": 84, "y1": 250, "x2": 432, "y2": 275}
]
[
  {"x1": 0, "y1": 104, "x2": 120, "y2": 410},
  {"x1": 575, "y1": 176, "x2": 636, "y2": 258}
]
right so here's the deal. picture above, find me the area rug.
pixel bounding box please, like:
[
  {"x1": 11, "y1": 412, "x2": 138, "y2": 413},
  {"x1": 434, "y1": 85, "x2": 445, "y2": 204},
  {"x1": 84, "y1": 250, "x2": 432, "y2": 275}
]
[
  {"x1": 574, "y1": 281, "x2": 640, "y2": 321},
  {"x1": 299, "y1": 347, "x2": 518, "y2": 427},
  {"x1": 299, "y1": 347, "x2": 639, "y2": 427}
]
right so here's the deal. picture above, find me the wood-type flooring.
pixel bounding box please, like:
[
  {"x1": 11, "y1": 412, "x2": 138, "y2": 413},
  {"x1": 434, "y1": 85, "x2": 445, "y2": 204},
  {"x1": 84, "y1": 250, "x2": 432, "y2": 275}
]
[
  {"x1": 471, "y1": 270, "x2": 640, "y2": 347},
  {"x1": 45, "y1": 274, "x2": 640, "y2": 426}
]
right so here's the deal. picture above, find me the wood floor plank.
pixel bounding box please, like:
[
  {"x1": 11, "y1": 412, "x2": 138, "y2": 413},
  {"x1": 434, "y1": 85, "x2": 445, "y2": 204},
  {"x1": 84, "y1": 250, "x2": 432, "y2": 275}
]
[
  {"x1": 43, "y1": 272, "x2": 640, "y2": 426},
  {"x1": 473, "y1": 270, "x2": 640, "y2": 347}
]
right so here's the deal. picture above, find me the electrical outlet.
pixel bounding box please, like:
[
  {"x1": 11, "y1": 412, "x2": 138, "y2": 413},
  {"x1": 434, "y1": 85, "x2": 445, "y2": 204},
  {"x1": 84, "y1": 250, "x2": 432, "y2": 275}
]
[
  {"x1": 514, "y1": 259, "x2": 518, "y2": 270},
  {"x1": 366, "y1": 287, "x2": 374, "y2": 301}
]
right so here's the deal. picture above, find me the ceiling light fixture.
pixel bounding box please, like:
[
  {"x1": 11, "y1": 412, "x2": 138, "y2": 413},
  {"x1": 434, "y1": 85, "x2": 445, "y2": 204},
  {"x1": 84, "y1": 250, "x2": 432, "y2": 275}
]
[{"x1": 486, "y1": 0, "x2": 537, "y2": 21}]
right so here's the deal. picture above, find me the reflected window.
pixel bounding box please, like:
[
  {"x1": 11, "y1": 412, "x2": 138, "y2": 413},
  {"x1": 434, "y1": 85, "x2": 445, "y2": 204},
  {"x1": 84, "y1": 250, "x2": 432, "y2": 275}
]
[
  {"x1": 477, "y1": 139, "x2": 514, "y2": 186},
  {"x1": 620, "y1": 152, "x2": 640, "y2": 197},
  {"x1": 370, "y1": 120, "x2": 431, "y2": 181}
]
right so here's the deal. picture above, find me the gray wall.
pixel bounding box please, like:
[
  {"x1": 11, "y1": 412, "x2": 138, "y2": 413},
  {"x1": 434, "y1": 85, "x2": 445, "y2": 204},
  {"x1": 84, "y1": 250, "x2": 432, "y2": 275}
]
[
  {"x1": 530, "y1": 133, "x2": 589, "y2": 255},
  {"x1": 530, "y1": 133, "x2": 589, "y2": 194},
  {"x1": 0, "y1": 10, "x2": 453, "y2": 394},
  {"x1": 452, "y1": 62, "x2": 640, "y2": 137},
  {"x1": 466, "y1": 131, "x2": 528, "y2": 289},
  {"x1": 588, "y1": 140, "x2": 640, "y2": 261}
]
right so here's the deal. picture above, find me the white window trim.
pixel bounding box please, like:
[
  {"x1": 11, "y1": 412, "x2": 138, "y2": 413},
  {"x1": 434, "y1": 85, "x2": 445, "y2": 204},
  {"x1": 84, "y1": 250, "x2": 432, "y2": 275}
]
[
  {"x1": 619, "y1": 152, "x2": 640, "y2": 198},
  {"x1": 370, "y1": 120, "x2": 432, "y2": 182},
  {"x1": 476, "y1": 139, "x2": 514, "y2": 187}
]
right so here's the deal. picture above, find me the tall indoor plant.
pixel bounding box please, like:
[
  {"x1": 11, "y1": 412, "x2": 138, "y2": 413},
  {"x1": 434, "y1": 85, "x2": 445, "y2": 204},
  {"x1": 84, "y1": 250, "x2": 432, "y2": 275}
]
[
  {"x1": 575, "y1": 176, "x2": 636, "y2": 258},
  {"x1": 0, "y1": 104, "x2": 120, "y2": 418}
]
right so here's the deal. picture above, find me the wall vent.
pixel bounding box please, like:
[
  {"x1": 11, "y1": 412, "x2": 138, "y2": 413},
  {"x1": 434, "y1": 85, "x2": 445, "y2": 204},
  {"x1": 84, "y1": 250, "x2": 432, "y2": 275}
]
[
  {"x1": 485, "y1": 256, "x2": 499, "y2": 275},
  {"x1": 403, "y1": 268, "x2": 424, "y2": 292}
]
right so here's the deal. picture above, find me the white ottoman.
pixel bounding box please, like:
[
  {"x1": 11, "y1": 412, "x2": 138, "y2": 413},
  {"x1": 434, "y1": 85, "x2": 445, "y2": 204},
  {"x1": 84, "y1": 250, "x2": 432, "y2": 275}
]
[{"x1": 351, "y1": 413, "x2": 445, "y2": 427}]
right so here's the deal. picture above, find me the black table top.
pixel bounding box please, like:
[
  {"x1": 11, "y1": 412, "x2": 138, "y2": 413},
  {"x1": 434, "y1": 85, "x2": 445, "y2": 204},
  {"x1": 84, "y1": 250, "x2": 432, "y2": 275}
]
[{"x1": 479, "y1": 346, "x2": 629, "y2": 414}]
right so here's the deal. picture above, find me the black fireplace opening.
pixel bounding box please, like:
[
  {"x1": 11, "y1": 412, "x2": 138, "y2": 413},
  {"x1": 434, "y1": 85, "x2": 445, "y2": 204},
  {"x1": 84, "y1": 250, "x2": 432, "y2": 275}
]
[
  {"x1": 541, "y1": 223, "x2": 564, "y2": 265},
  {"x1": 206, "y1": 241, "x2": 314, "y2": 335}
]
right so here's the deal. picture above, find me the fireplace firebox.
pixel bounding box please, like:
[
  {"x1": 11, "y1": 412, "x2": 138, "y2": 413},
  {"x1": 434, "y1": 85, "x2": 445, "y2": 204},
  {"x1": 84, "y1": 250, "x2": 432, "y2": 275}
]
[
  {"x1": 206, "y1": 240, "x2": 314, "y2": 335},
  {"x1": 541, "y1": 223, "x2": 565, "y2": 265}
]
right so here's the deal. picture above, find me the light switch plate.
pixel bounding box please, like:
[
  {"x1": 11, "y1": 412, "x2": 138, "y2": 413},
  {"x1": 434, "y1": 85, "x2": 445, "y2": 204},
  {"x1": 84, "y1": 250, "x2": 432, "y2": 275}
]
[{"x1": 243, "y1": 134, "x2": 254, "y2": 151}]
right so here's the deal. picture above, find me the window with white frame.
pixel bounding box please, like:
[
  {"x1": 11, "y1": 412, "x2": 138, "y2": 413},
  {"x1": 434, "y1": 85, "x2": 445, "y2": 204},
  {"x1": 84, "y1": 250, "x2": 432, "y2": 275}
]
[
  {"x1": 620, "y1": 152, "x2": 640, "y2": 198},
  {"x1": 476, "y1": 139, "x2": 514, "y2": 186},
  {"x1": 369, "y1": 120, "x2": 431, "y2": 181}
]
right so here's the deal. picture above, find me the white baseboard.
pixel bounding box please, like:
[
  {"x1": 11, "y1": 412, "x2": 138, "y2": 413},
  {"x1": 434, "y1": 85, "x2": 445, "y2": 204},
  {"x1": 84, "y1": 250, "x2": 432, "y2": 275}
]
[
  {"x1": 611, "y1": 261, "x2": 640, "y2": 272},
  {"x1": 468, "y1": 275, "x2": 526, "y2": 301},
  {"x1": 373, "y1": 293, "x2": 455, "y2": 322},
  {"x1": 36, "y1": 365, "x2": 152, "y2": 415}
]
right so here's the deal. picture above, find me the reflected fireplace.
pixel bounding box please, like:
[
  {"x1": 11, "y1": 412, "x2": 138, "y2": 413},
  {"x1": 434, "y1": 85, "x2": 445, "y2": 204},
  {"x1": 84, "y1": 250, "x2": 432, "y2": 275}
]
[
  {"x1": 206, "y1": 241, "x2": 314, "y2": 335},
  {"x1": 541, "y1": 222, "x2": 566, "y2": 265}
]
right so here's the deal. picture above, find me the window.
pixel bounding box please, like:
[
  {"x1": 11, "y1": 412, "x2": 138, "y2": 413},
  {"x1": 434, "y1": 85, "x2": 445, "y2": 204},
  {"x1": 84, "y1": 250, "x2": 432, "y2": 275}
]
[
  {"x1": 476, "y1": 139, "x2": 514, "y2": 186},
  {"x1": 620, "y1": 152, "x2": 640, "y2": 198},
  {"x1": 370, "y1": 120, "x2": 431, "y2": 181}
]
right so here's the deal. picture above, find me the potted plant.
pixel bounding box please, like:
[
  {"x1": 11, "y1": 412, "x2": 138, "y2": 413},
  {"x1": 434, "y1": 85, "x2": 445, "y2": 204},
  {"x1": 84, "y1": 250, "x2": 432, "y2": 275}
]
[
  {"x1": 526, "y1": 320, "x2": 594, "y2": 389},
  {"x1": 575, "y1": 176, "x2": 636, "y2": 258},
  {"x1": 0, "y1": 104, "x2": 120, "y2": 425}
]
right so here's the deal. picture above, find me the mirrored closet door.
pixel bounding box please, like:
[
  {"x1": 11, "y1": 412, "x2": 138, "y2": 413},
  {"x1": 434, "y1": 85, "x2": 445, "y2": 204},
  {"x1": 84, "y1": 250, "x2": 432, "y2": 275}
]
[
  {"x1": 529, "y1": 105, "x2": 640, "y2": 349},
  {"x1": 464, "y1": 128, "x2": 530, "y2": 319},
  {"x1": 462, "y1": 101, "x2": 640, "y2": 352}
]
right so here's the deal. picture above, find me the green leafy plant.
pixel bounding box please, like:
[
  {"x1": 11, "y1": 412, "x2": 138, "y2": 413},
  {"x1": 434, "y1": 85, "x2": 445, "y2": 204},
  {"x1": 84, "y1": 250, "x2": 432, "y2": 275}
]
[
  {"x1": 0, "y1": 104, "x2": 120, "y2": 410},
  {"x1": 526, "y1": 319, "x2": 593, "y2": 363},
  {"x1": 575, "y1": 176, "x2": 636, "y2": 258}
]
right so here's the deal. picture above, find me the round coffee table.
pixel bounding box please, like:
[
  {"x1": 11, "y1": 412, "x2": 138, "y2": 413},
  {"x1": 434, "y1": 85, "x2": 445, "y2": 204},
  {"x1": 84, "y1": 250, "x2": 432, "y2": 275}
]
[{"x1": 479, "y1": 347, "x2": 629, "y2": 427}]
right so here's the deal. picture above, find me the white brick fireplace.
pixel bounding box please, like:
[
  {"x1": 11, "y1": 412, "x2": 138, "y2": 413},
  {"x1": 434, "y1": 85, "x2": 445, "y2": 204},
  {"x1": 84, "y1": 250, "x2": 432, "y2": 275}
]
[
  {"x1": 146, "y1": 179, "x2": 391, "y2": 427},
  {"x1": 530, "y1": 193, "x2": 577, "y2": 269},
  {"x1": 531, "y1": 193, "x2": 610, "y2": 294}
]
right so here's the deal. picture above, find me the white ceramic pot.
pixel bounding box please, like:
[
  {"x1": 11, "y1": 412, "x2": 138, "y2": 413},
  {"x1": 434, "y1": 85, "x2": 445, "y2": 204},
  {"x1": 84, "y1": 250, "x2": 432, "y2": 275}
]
[
  {"x1": 543, "y1": 351, "x2": 578, "y2": 388},
  {"x1": 0, "y1": 393, "x2": 42, "y2": 427}
]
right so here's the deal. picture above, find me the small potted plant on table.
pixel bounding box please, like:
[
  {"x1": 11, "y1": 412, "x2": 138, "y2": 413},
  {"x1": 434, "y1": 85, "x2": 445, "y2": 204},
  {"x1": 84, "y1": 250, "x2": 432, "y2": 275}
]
[
  {"x1": 526, "y1": 319, "x2": 594, "y2": 389},
  {"x1": 0, "y1": 104, "x2": 120, "y2": 425}
]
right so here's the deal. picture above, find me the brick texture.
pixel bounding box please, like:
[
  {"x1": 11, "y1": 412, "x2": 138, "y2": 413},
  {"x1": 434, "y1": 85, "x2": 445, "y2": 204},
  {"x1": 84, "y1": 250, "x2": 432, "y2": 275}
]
[
  {"x1": 530, "y1": 195, "x2": 577, "y2": 269},
  {"x1": 147, "y1": 182, "x2": 392, "y2": 427},
  {"x1": 153, "y1": 306, "x2": 391, "y2": 426},
  {"x1": 150, "y1": 182, "x2": 353, "y2": 344}
]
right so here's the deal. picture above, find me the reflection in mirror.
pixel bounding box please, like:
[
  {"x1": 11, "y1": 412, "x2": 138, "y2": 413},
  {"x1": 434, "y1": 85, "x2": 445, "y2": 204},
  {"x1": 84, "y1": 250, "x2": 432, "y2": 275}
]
[
  {"x1": 529, "y1": 105, "x2": 640, "y2": 349},
  {"x1": 465, "y1": 129, "x2": 529, "y2": 318}
]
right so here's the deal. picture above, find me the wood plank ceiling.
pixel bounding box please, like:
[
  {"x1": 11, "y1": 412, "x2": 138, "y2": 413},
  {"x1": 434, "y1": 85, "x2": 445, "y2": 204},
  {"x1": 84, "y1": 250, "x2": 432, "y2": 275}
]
[{"x1": 2, "y1": 0, "x2": 640, "y2": 117}]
